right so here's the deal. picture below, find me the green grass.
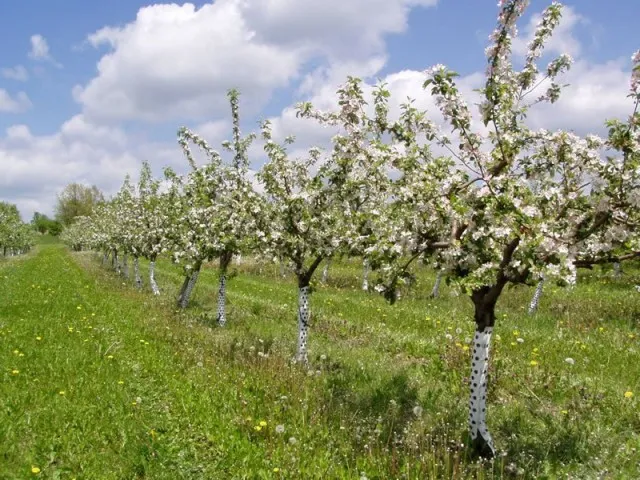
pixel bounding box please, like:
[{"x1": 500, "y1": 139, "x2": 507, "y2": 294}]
[{"x1": 1, "y1": 245, "x2": 639, "y2": 479}]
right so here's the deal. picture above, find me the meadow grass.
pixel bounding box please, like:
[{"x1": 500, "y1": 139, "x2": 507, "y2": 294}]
[{"x1": 1, "y1": 242, "x2": 639, "y2": 478}]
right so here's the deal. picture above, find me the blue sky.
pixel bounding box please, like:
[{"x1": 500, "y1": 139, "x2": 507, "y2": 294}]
[{"x1": 1, "y1": 0, "x2": 638, "y2": 220}]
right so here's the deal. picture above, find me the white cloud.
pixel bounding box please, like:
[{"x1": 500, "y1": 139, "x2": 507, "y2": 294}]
[
  {"x1": 0, "y1": 90, "x2": 32, "y2": 113},
  {"x1": 1, "y1": 65, "x2": 29, "y2": 81},
  {"x1": 28, "y1": 34, "x2": 62, "y2": 68},
  {"x1": 74, "y1": 0, "x2": 438, "y2": 124}
]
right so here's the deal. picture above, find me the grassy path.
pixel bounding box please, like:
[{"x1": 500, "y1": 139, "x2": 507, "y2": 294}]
[{"x1": 1, "y1": 244, "x2": 639, "y2": 478}]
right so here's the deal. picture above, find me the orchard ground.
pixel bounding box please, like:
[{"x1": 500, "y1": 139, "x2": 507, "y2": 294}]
[{"x1": 1, "y1": 237, "x2": 639, "y2": 479}]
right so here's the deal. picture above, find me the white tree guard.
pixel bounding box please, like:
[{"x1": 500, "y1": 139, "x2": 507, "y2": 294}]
[
  {"x1": 613, "y1": 262, "x2": 622, "y2": 279},
  {"x1": 149, "y1": 261, "x2": 160, "y2": 295},
  {"x1": 217, "y1": 274, "x2": 227, "y2": 326},
  {"x1": 469, "y1": 326, "x2": 495, "y2": 456},
  {"x1": 430, "y1": 270, "x2": 443, "y2": 298},
  {"x1": 321, "y1": 259, "x2": 330, "y2": 283},
  {"x1": 528, "y1": 278, "x2": 544, "y2": 314},
  {"x1": 362, "y1": 260, "x2": 370, "y2": 291},
  {"x1": 296, "y1": 286, "x2": 311, "y2": 364}
]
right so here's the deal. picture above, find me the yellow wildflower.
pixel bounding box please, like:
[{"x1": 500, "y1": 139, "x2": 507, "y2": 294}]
[
  {"x1": 624, "y1": 391, "x2": 633, "y2": 399},
  {"x1": 530, "y1": 360, "x2": 538, "y2": 366},
  {"x1": 11, "y1": 369, "x2": 19, "y2": 375},
  {"x1": 31, "y1": 466, "x2": 41, "y2": 474},
  {"x1": 259, "y1": 420, "x2": 267, "y2": 427},
  {"x1": 254, "y1": 425, "x2": 262, "y2": 432}
]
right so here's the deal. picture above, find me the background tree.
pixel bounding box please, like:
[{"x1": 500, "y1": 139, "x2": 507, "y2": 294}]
[{"x1": 55, "y1": 183, "x2": 105, "y2": 226}]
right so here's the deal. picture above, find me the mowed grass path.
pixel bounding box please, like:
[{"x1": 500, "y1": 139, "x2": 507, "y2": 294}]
[{"x1": 1, "y1": 243, "x2": 639, "y2": 479}]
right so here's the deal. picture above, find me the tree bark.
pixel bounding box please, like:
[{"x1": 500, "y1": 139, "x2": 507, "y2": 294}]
[
  {"x1": 178, "y1": 261, "x2": 202, "y2": 309},
  {"x1": 122, "y1": 254, "x2": 129, "y2": 279},
  {"x1": 133, "y1": 256, "x2": 143, "y2": 289}
]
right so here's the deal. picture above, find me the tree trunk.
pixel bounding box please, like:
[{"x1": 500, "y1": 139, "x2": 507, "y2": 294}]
[
  {"x1": 296, "y1": 285, "x2": 311, "y2": 364},
  {"x1": 528, "y1": 278, "x2": 544, "y2": 315},
  {"x1": 468, "y1": 286, "x2": 504, "y2": 458},
  {"x1": 430, "y1": 270, "x2": 443, "y2": 298},
  {"x1": 114, "y1": 251, "x2": 121, "y2": 275},
  {"x1": 217, "y1": 274, "x2": 227, "y2": 326},
  {"x1": 133, "y1": 256, "x2": 142, "y2": 289},
  {"x1": 102, "y1": 252, "x2": 108, "y2": 265},
  {"x1": 362, "y1": 259, "x2": 370, "y2": 291},
  {"x1": 178, "y1": 261, "x2": 202, "y2": 309},
  {"x1": 122, "y1": 254, "x2": 129, "y2": 279},
  {"x1": 613, "y1": 262, "x2": 622, "y2": 279},
  {"x1": 216, "y1": 252, "x2": 233, "y2": 326},
  {"x1": 149, "y1": 258, "x2": 160, "y2": 295},
  {"x1": 177, "y1": 275, "x2": 190, "y2": 305},
  {"x1": 321, "y1": 259, "x2": 330, "y2": 283}
]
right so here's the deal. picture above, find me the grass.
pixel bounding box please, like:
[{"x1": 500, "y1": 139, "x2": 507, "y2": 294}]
[{"x1": 1, "y1": 242, "x2": 639, "y2": 479}]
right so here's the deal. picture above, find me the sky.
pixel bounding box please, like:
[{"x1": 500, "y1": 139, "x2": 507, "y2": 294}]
[{"x1": 1, "y1": 0, "x2": 638, "y2": 221}]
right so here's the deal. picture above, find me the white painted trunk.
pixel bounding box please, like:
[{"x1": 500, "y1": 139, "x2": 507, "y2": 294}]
[
  {"x1": 528, "y1": 278, "x2": 544, "y2": 315},
  {"x1": 321, "y1": 259, "x2": 330, "y2": 283},
  {"x1": 430, "y1": 270, "x2": 443, "y2": 298},
  {"x1": 217, "y1": 274, "x2": 227, "y2": 326},
  {"x1": 134, "y1": 257, "x2": 142, "y2": 289},
  {"x1": 613, "y1": 262, "x2": 622, "y2": 279},
  {"x1": 469, "y1": 326, "x2": 495, "y2": 456},
  {"x1": 114, "y1": 252, "x2": 121, "y2": 274},
  {"x1": 236, "y1": 254, "x2": 242, "y2": 265},
  {"x1": 362, "y1": 260, "x2": 370, "y2": 291},
  {"x1": 149, "y1": 261, "x2": 160, "y2": 295},
  {"x1": 296, "y1": 286, "x2": 311, "y2": 364},
  {"x1": 280, "y1": 261, "x2": 286, "y2": 278}
]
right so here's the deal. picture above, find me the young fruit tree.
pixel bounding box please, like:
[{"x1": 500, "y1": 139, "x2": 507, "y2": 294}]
[
  {"x1": 419, "y1": 0, "x2": 640, "y2": 457},
  {"x1": 366, "y1": 0, "x2": 639, "y2": 458},
  {"x1": 176, "y1": 89, "x2": 259, "y2": 324}
]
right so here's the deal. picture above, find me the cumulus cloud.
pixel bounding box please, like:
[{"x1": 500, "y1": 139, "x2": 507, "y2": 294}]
[
  {"x1": 0, "y1": 90, "x2": 32, "y2": 113},
  {"x1": 73, "y1": 0, "x2": 438, "y2": 124},
  {"x1": 1, "y1": 65, "x2": 29, "y2": 82},
  {"x1": 28, "y1": 34, "x2": 62, "y2": 68}
]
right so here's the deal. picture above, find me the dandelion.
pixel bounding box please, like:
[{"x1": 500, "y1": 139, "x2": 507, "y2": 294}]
[
  {"x1": 516, "y1": 338, "x2": 524, "y2": 344},
  {"x1": 275, "y1": 424, "x2": 285, "y2": 434},
  {"x1": 561, "y1": 410, "x2": 568, "y2": 415},
  {"x1": 462, "y1": 345, "x2": 470, "y2": 352},
  {"x1": 36, "y1": 336, "x2": 42, "y2": 341},
  {"x1": 288, "y1": 436, "x2": 297, "y2": 445},
  {"x1": 413, "y1": 405, "x2": 423, "y2": 416},
  {"x1": 31, "y1": 466, "x2": 41, "y2": 474},
  {"x1": 259, "y1": 420, "x2": 267, "y2": 427},
  {"x1": 59, "y1": 391, "x2": 65, "y2": 395},
  {"x1": 107, "y1": 355, "x2": 114, "y2": 359},
  {"x1": 455, "y1": 327, "x2": 462, "y2": 334},
  {"x1": 11, "y1": 369, "x2": 19, "y2": 375},
  {"x1": 118, "y1": 380, "x2": 124, "y2": 385},
  {"x1": 273, "y1": 468, "x2": 280, "y2": 473},
  {"x1": 254, "y1": 425, "x2": 262, "y2": 432},
  {"x1": 565, "y1": 357, "x2": 575, "y2": 365},
  {"x1": 624, "y1": 391, "x2": 633, "y2": 399},
  {"x1": 320, "y1": 354, "x2": 327, "y2": 361},
  {"x1": 530, "y1": 360, "x2": 538, "y2": 366},
  {"x1": 445, "y1": 333, "x2": 453, "y2": 340}
]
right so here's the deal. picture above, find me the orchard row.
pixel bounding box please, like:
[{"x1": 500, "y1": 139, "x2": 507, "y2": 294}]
[{"x1": 60, "y1": 0, "x2": 640, "y2": 457}]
